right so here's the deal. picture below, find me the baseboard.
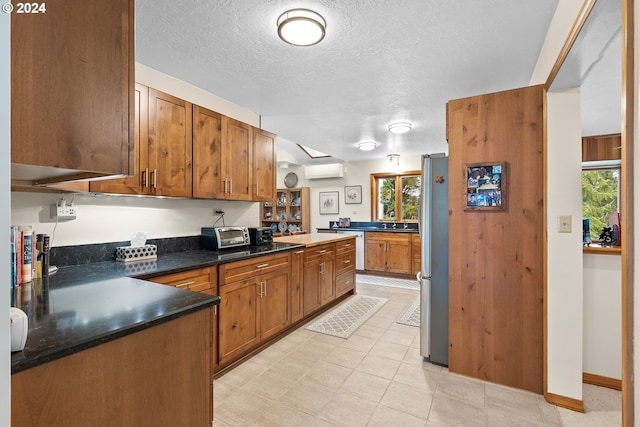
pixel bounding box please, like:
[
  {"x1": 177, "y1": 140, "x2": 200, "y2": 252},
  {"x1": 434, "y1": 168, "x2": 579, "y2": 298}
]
[
  {"x1": 544, "y1": 392, "x2": 585, "y2": 413},
  {"x1": 583, "y1": 372, "x2": 622, "y2": 391}
]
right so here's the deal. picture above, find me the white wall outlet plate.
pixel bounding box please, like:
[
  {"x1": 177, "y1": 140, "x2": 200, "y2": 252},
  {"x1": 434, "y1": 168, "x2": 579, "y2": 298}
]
[
  {"x1": 558, "y1": 215, "x2": 572, "y2": 233},
  {"x1": 50, "y1": 204, "x2": 77, "y2": 220}
]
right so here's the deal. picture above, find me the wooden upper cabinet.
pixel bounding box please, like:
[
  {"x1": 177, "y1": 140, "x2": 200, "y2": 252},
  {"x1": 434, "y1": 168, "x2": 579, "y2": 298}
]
[
  {"x1": 223, "y1": 118, "x2": 253, "y2": 200},
  {"x1": 90, "y1": 83, "x2": 149, "y2": 195},
  {"x1": 11, "y1": 0, "x2": 135, "y2": 183},
  {"x1": 582, "y1": 133, "x2": 622, "y2": 162},
  {"x1": 253, "y1": 128, "x2": 277, "y2": 202},
  {"x1": 148, "y1": 89, "x2": 193, "y2": 198},
  {"x1": 192, "y1": 105, "x2": 224, "y2": 199}
]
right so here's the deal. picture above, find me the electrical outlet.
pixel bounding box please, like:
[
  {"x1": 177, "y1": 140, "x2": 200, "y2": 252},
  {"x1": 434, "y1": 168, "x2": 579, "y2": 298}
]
[
  {"x1": 51, "y1": 204, "x2": 77, "y2": 220},
  {"x1": 558, "y1": 215, "x2": 571, "y2": 233}
]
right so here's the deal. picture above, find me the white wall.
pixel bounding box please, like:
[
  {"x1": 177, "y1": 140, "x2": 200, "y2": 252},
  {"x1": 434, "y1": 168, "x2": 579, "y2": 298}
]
[
  {"x1": 583, "y1": 253, "x2": 622, "y2": 380},
  {"x1": 546, "y1": 87, "x2": 584, "y2": 400},
  {"x1": 529, "y1": 0, "x2": 586, "y2": 85},
  {"x1": 1, "y1": 7, "x2": 10, "y2": 425},
  {"x1": 11, "y1": 192, "x2": 260, "y2": 247},
  {"x1": 276, "y1": 155, "x2": 423, "y2": 230}
]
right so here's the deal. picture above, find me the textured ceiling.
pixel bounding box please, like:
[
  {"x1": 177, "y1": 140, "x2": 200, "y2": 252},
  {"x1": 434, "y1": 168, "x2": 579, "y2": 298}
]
[{"x1": 136, "y1": 0, "x2": 558, "y2": 164}]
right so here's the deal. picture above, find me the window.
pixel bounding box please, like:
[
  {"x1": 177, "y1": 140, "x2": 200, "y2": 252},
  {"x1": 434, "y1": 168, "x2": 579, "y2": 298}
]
[
  {"x1": 582, "y1": 161, "x2": 620, "y2": 240},
  {"x1": 371, "y1": 171, "x2": 421, "y2": 221}
]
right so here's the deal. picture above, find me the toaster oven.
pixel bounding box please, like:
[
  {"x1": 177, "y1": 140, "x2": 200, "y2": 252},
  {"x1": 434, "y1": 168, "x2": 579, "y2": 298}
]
[{"x1": 201, "y1": 226, "x2": 250, "y2": 250}]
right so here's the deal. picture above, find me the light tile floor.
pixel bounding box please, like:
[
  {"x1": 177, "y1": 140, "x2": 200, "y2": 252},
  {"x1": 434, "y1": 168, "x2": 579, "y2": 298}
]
[{"x1": 213, "y1": 282, "x2": 621, "y2": 426}]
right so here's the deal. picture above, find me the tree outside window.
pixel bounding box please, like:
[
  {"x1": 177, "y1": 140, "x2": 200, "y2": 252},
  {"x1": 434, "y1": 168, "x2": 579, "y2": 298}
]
[
  {"x1": 371, "y1": 171, "x2": 421, "y2": 221},
  {"x1": 582, "y1": 167, "x2": 619, "y2": 240}
]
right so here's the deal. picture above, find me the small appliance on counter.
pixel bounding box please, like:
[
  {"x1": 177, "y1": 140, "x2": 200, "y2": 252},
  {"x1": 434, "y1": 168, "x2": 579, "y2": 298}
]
[
  {"x1": 248, "y1": 227, "x2": 273, "y2": 246},
  {"x1": 10, "y1": 307, "x2": 28, "y2": 352},
  {"x1": 201, "y1": 226, "x2": 250, "y2": 250}
]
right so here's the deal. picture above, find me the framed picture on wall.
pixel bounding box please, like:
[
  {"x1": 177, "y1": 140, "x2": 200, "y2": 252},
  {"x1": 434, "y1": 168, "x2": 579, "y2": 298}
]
[
  {"x1": 464, "y1": 162, "x2": 506, "y2": 211},
  {"x1": 319, "y1": 191, "x2": 339, "y2": 215},
  {"x1": 344, "y1": 185, "x2": 362, "y2": 204}
]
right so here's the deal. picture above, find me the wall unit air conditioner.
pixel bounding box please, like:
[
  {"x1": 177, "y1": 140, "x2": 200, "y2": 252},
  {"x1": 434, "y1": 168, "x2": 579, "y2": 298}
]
[{"x1": 304, "y1": 163, "x2": 345, "y2": 179}]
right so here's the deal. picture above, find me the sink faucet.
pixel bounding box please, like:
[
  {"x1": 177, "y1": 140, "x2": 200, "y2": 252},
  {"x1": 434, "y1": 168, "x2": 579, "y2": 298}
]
[
  {"x1": 392, "y1": 222, "x2": 397, "y2": 229},
  {"x1": 382, "y1": 223, "x2": 387, "y2": 229},
  {"x1": 403, "y1": 220, "x2": 408, "y2": 229}
]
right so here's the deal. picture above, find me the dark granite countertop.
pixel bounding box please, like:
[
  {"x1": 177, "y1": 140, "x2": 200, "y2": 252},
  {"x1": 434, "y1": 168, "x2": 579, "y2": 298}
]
[
  {"x1": 317, "y1": 227, "x2": 419, "y2": 233},
  {"x1": 11, "y1": 242, "x2": 303, "y2": 374},
  {"x1": 316, "y1": 221, "x2": 419, "y2": 234}
]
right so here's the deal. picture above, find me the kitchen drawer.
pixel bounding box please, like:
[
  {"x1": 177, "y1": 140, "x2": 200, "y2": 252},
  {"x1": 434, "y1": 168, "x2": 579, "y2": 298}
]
[
  {"x1": 220, "y1": 252, "x2": 290, "y2": 285},
  {"x1": 303, "y1": 243, "x2": 335, "y2": 262},
  {"x1": 149, "y1": 266, "x2": 218, "y2": 292},
  {"x1": 335, "y1": 238, "x2": 356, "y2": 254},
  {"x1": 335, "y1": 270, "x2": 355, "y2": 298},
  {"x1": 335, "y1": 250, "x2": 355, "y2": 276}
]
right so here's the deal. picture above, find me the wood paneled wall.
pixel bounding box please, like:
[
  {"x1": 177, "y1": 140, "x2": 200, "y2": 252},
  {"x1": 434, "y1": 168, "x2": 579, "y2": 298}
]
[{"x1": 447, "y1": 85, "x2": 544, "y2": 394}]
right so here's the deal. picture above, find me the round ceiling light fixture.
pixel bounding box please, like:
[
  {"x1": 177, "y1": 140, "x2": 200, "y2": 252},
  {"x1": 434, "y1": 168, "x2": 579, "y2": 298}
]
[
  {"x1": 277, "y1": 9, "x2": 326, "y2": 47},
  {"x1": 388, "y1": 122, "x2": 413, "y2": 134},
  {"x1": 357, "y1": 141, "x2": 377, "y2": 151}
]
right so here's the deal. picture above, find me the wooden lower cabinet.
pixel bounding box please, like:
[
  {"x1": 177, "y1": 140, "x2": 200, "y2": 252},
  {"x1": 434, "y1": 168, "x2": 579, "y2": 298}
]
[
  {"x1": 290, "y1": 249, "x2": 305, "y2": 323},
  {"x1": 218, "y1": 254, "x2": 291, "y2": 367},
  {"x1": 12, "y1": 309, "x2": 213, "y2": 427},
  {"x1": 303, "y1": 243, "x2": 335, "y2": 315},
  {"x1": 149, "y1": 266, "x2": 219, "y2": 371},
  {"x1": 412, "y1": 234, "x2": 421, "y2": 276},
  {"x1": 364, "y1": 232, "x2": 412, "y2": 275},
  {"x1": 336, "y1": 270, "x2": 355, "y2": 297}
]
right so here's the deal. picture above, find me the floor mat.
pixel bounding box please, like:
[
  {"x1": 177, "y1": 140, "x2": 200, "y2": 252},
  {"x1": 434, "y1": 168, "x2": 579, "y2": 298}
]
[
  {"x1": 396, "y1": 296, "x2": 420, "y2": 327},
  {"x1": 305, "y1": 295, "x2": 389, "y2": 339},
  {"x1": 356, "y1": 274, "x2": 420, "y2": 290}
]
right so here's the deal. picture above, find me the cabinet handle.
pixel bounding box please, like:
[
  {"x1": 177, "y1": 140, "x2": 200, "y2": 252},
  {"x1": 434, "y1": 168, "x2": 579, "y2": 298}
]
[
  {"x1": 223, "y1": 179, "x2": 227, "y2": 193},
  {"x1": 229, "y1": 179, "x2": 233, "y2": 194},
  {"x1": 152, "y1": 169, "x2": 157, "y2": 189},
  {"x1": 343, "y1": 260, "x2": 351, "y2": 264},
  {"x1": 214, "y1": 305, "x2": 218, "y2": 315},
  {"x1": 320, "y1": 262, "x2": 325, "y2": 274},
  {"x1": 318, "y1": 250, "x2": 327, "y2": 254},
  {"x1": 143, "y1": 168, "x2": 149, "y2": 188},
  {"x1": 295, "y1": 250, "x2": 304, "y2": 254},
  {"x1": 263, "y1": 280, "x2": 267, "y2": 297},
  {"x1": 176, "y1": 281, "x2": 195, "y2": 289},
  {"x1": 256, "y1": 263, "x2": 270, "y2": 269}
]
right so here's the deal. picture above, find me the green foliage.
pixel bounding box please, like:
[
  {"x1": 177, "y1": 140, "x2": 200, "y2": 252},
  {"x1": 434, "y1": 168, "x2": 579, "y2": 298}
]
[
  {"x1": 401, "y1": 176, "x2": 420, "y2": 220},
  {"x1": 582, "y1": 169, "x2": 619, "y2": 239}
]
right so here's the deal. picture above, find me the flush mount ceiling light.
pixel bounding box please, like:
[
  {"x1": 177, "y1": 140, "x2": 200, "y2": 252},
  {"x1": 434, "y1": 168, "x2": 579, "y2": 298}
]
[
  {"x1": 388, "y1": 122, "x2": 412, "y2": 134},
  {"x1": 357, "y1": 141, "x2": 377, "y2": 151},
  {"x1": 277, "y1": 8, "x2": 326, "y2": 46}
]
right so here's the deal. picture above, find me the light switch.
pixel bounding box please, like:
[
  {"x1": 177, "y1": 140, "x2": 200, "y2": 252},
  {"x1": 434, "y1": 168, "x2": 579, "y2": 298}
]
[{"x1": 558, "y1": 215, "x2": 572, "y2": 233}]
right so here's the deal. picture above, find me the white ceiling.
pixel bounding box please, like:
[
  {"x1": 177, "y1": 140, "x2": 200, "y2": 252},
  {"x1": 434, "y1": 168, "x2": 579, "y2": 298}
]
[{"x1": 136, "y1": 0, "x2": 559, "y2": 165}]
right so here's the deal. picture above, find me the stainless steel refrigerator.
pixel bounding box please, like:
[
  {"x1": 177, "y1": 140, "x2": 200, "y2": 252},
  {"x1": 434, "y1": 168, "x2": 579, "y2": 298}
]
[{"x1": 418, "y1": 153, "x2": 449, "y2": 366}]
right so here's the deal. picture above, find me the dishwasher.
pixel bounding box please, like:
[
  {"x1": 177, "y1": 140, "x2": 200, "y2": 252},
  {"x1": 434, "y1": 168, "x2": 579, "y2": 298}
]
[{"x1": 335, "y1": 230, "x2": 364, "y2": 270}]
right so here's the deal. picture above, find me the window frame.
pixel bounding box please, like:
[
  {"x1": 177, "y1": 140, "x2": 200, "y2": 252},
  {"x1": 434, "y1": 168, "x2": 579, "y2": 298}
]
[
  {"x1": 581, "y1": 160, "x2": 621, "y2": 242},
  {"x1": 370, "y1": 170, "x2": 421, "y2": 222}
]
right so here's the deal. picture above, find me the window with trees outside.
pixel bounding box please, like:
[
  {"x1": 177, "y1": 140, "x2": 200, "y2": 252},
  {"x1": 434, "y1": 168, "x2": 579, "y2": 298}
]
[
  {"x1": 371, "y1": 171, "x2": 421, "y2": 221},
  {"x1": 582, "y1": 162, "x2": 620, "y2": 240}
]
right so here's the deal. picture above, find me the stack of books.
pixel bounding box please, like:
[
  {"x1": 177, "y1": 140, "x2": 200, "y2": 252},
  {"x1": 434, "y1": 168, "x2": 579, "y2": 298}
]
[{"x1": 10, "y1": 225, "x2": 51, "y2": 290}]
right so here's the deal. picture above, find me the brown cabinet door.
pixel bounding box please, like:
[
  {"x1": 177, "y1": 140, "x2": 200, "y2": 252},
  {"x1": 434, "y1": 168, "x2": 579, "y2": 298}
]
[
  {"x1": 386, "y1": 237, "x2": 411, "y2": 274},
  {"x1": 148, "y1": 88, "x2": 193, "y2": 197},
  {"x1": 192, "y1": 105, "x2": 224, "y2": 199},
  {"x1": 223, "y1": 117, "x2": 252, "y2": 200},
  {"x1": 303, "y1": 259, "x2": 322, "y2": 316},
  {"x1": 290, "y1": 249, "x2": 305, "y2": 323},
  {"x1": 319, "y1": 257, "x2": 335, "y2": 305},
  {"x1": 364, "y1": 238, "x2": 387, "y2": 271},
  {"x1": 260, "y1": 269, "x2": 290, "y2": 341},
  {"x1": 11, "y1": 0, "x2": 134, "y2": 178},
  {"x1": 253, "y1": 128, "x2": 277, "y2": 202},
  {"x1": 91, "y1": 83, "x2": 149, "y2": 195},
  {"x1": 411, "y1": 234, "x2": 421, "y2": 276},
  {"x1": 218, "y1": 277, "x2": 261, "y2": 365},
  {"x1": 201, "y1": 288, "x2": 219, "y2": 372}
]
